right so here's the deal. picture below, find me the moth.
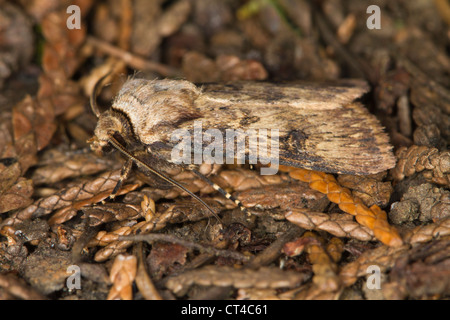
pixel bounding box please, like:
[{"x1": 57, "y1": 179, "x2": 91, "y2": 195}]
[{"x1": 89, "y1": 76, "x2": 395, "y2": 217}]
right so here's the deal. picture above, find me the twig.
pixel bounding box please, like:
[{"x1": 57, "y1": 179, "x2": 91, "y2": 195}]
[
  {"x1": 267, "y1": 0, "x2": 302, "y2": 37},
  {"x1": 86, "y1": 36, "x2": 181, "y2": 77},
  {"x1": 434, "y1": 0, "x2": 450, "y2": 27},
  {"x1": 0, "y1": 274, "x2": 47, "y2": 300},
  {"x1": 133, "y1": 242, "x2": 162, "y2": 300},
  {"x1": 314, "y1": 8, "x2": 369, "y2": 82},
  {"x1": 119, "y1": 0, "x2": 133, "y2": 50},
  {"x1": 245, "y1": 225, "x2": 303, "y2": 269},
  {"x1": 119, "y1": 233, "x2": 250, "y2": 261}
]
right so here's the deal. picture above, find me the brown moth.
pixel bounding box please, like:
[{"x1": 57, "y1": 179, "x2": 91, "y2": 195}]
[{"x1": 88, "y1": 77, "x2": 395, "y2": 215}]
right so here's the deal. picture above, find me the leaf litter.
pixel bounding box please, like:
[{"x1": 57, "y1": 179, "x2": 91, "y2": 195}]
[{"x1": 0, "y1": 0, "x2": 449, "y2": 300}]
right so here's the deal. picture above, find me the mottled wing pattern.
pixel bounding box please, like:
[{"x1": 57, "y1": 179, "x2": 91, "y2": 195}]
[{"x1": 118, "y1": 79, "x2": 395, "y2": 175}]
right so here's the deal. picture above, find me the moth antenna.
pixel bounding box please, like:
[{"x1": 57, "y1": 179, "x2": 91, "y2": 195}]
[
  {"x1": 192, "y1": 170, "x2": 250, "y2": 216},
  {"x1": 107, "y1": 136, "x2": 222, "y2": 224},
  {"x1": 90, "y1": 72, "x2": 112, "y2": 118}
]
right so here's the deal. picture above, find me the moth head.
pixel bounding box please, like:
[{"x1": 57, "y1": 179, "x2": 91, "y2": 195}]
[
  {"x1": 88, "y1": 73, "x2": 128, "y2": 155},
  {"x1": 89, "y1": 110, "x2": 126, "y2": 155}
]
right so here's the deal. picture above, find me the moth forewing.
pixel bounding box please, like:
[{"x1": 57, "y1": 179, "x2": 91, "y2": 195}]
[
  {"x1": 196, "y1": 80, "x2": 395, "y2": 175},
  {"x1": 89, "y1": 78, "x2": 395, "y2": 214},
  {"x1": 106, "y1": 79, "x2": 394, "y2": 175}
]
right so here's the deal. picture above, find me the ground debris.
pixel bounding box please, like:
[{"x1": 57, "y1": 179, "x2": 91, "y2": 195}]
[
  {"x1": 339, "y1": 244, "x2": 410, "y2": 287},
  {"x1": 286, "y1": 209, "x2": 375, "y2": 242},
  {"x1": 283, "y1": 232, "x2": 343, "y2": 299},
  {"x1": 0, "y1": 0, "x2": 449, "y2": 301},
  {"x1": 280, "y1": 166, "x2": 402, "y2": 247},
  {"x1": 0, "y1": 2, "x2": 34, "y2": 89},
  {"x1": 402, "y1": 217, "x2": 450, "y2": 244},
  {"x1": 21, "y1": 243, "x2": 73, "y2": 295},
  {"x1": 389, "y1": 183, "x2": 450, "y2": 224},
  {"x1": 165, "y1": 265, "x2": 310, "y2": 297},
  {"x1": 391, "y1": 146, "x2": 450, "y2": 186},
  {"x1": 0, "y1": 272, "x2": 46, "y2": 300},
  {"x1": 107, "y1": 254, "x2": 137, "y2": 300},
  {"x1": 383, "y1": 239, "x2": 450, "y2": 299}
]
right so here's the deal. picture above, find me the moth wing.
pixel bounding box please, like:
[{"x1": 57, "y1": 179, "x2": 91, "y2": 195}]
[{"x1": 151, "y1": 80, "x2": 395, "y2": 175}]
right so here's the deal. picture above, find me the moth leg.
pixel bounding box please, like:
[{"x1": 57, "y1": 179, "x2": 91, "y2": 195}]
[
  {"x1": 110, "y1": 158, "x2": 133, "y2": 200},
  {"x1": 192, "y1": 170, "x2": 250, "y2": 216}
]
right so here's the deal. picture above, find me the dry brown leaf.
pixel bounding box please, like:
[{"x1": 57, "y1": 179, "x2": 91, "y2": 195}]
[
  {"x1": 147, "y1": 242, "x2": 189, "y2": 279},
  {"x1": 0, "y1": 161, "x2": 20, "y2": 193},
  {"x1": 0, "y1": 178, "x2": 33, "y2": 213},
  {"x1": 12, "y1": 96, "x2": 39, "y2": 174},
  {"x1": 131, "y1": 0, "x2": 191, "y2": 56},
  {"x1": 182, "y1": 51, "x2": 268, "y2": 82},
  {"x1": 0, "y1": 2, "x2": 34, "y2": 88},
  {"x1": 40, "y1": 7, "x2": 88, "y2": 79}
]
